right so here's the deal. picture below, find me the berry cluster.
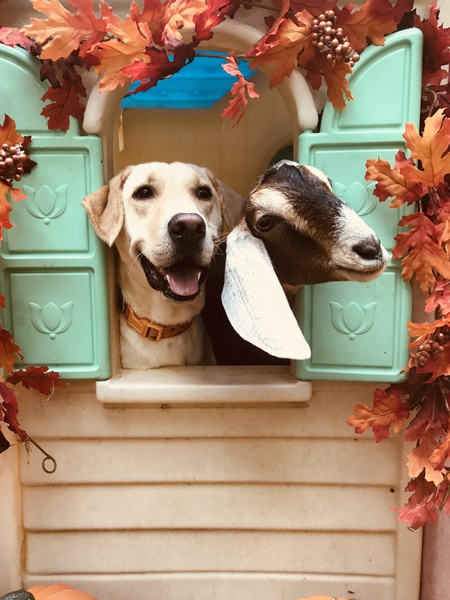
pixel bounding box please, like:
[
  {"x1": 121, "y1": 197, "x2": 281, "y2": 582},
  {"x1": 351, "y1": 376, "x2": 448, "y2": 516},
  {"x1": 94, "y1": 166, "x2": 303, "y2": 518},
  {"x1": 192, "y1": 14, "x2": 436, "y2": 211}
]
[
  {"x1": 415, "y1": 325, "x2": 450, "y2": 367},
  {"x1": 311, "y1": 10, "x2": 360, "y2": 68},
  {"x1": 0, "y1": 142, "x2": 29, "y2": 187}
]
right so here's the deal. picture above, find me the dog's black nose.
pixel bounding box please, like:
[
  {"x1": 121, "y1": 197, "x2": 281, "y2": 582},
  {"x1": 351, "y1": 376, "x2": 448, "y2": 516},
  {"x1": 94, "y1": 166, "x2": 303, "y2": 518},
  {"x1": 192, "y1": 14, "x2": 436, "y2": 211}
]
[
  {"x1": 168, "y1": 213, "x2": 206, "y2": 243},
  {"x1": 352, "y1": 237, "x2": 382, "y2": 261}
]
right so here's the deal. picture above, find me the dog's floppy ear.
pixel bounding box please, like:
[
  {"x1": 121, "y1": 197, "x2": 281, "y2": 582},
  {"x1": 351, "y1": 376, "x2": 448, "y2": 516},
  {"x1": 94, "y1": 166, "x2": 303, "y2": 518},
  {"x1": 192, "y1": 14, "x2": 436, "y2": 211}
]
[
  {"x1": 82, "y1": 168, "x2": 130, "y2": 247},
  {"x1": 221, "y1": 220, "x2": 311, "y2": 360},
  {"x1": 204, "y1": 170, "x2": 244, "y2": 233}
]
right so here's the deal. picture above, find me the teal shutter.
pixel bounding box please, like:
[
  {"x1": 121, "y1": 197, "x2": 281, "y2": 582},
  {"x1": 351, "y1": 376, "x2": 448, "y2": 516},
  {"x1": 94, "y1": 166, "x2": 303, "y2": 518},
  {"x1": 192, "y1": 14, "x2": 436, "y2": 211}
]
[
  {"x1": 0, "y1": 45, "x2": 110, "y2": 379},
  {"x1": 296, "y1": 29, "x2": 423, "y2": 382}
]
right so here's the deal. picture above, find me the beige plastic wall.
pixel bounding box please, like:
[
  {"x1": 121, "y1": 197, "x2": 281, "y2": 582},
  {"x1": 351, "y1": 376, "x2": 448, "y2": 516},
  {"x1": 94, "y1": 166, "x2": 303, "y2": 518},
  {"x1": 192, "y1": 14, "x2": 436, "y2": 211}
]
[{"x1": 0, "y1": 1, "x2": 441, "y2": 599}]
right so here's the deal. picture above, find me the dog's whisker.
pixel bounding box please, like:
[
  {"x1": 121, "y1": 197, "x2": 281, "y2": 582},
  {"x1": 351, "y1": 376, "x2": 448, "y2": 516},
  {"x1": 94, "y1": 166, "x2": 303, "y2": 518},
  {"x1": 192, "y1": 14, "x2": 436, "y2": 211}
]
[{"x1": 128, "y1": 252, "x2": 143, "y2": 276}]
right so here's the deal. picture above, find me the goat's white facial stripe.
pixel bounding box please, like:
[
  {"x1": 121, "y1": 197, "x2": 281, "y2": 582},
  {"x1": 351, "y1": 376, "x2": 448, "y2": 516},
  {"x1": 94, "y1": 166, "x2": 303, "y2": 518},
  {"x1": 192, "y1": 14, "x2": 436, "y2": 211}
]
[
  {"x1": 249, "y1": 188, "x2": 314, "y2": 237},
  {"x1": 332, "y1": 204, "x2": 387, "y2": 272}
]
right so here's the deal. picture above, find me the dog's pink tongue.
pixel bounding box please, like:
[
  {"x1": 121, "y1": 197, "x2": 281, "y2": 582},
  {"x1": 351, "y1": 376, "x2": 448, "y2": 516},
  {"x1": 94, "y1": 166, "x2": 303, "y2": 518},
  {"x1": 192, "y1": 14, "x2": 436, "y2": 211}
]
[{"x1": 166, "y1": 264, "x2": 201, "y2": 297}]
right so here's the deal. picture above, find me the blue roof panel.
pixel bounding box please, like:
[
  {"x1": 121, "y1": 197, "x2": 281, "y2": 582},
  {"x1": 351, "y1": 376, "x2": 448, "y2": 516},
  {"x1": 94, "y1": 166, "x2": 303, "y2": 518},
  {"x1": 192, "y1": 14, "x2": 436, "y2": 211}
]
[{"x1": 120, "y1": 52, "x2": 257, "y2": 110}]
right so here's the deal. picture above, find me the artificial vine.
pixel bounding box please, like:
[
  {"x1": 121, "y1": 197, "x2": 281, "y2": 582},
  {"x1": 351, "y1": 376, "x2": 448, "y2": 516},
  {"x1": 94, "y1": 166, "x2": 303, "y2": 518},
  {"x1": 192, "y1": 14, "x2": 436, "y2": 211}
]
[{"x1": 0, "y1": 0, "x2": 449, "y2": 529}]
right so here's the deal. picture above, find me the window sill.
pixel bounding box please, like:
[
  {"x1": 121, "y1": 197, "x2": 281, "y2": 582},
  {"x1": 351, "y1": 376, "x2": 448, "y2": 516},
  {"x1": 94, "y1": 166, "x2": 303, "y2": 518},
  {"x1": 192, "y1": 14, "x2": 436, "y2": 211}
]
[{"x1": 96, "y1": 365, "x2": 312, "y2": 407}]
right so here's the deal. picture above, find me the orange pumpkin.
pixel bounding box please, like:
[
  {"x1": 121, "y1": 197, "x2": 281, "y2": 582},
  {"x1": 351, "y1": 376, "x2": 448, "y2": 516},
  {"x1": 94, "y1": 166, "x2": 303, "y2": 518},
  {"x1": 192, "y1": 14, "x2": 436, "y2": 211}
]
[{"x1": 27, "y1": 585, "x2": 98, "y2": 600}]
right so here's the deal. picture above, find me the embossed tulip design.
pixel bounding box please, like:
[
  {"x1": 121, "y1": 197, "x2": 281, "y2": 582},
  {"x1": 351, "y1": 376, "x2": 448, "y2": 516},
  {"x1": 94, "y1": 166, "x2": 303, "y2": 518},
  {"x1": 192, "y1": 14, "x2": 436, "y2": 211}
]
[
  {"x1": 330, "y1": 301, "x2": 377, "y2": 340},
  {"x1": 332, "y1": 180, "x2": 377, "y2": 216},
  {"x1": 29, "y1": 301, "x2": 74, "y2": 339},
  {"x1": 22, "y1": 184, "x2": 68, "y2": 224}
]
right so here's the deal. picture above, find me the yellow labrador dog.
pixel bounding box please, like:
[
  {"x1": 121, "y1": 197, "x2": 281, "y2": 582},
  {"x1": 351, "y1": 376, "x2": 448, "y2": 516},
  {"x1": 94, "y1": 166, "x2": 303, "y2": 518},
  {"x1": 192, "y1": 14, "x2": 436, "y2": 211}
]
[{"x1": 83, "y1": 162, "x2": 243, "y2": 369}]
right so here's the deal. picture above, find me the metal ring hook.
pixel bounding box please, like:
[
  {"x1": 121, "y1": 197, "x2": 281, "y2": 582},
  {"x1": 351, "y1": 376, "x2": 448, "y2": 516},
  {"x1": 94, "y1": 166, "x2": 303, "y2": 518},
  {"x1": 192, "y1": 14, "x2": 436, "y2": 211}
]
[{"x1": 27, "y1": 436, "x2": 57, "y2": 474}]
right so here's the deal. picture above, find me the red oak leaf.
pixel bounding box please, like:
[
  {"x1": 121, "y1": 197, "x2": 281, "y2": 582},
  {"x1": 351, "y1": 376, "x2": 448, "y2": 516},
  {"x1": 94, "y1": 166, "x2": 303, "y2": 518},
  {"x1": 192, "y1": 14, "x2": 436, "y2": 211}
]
[
  {"x1": 365, "y1": 151, "x2": 421, "y2": 208},
  {"x1": 347, "y1": 388, "x2": 411, "y2": 443},
  {"x1": 7, "y1": 365, "x2": 67, "y2": 395},
  {"x1": 123, "y1": 41, "x2": 194, "y2": 94},
  {"x1": 193, "y1": 0, "x2": 237, "y2": 44},
  {"x1": 393, "y1": 211, "x2": 450, "y2": 293},
  {"x1": 0, "y1": 327, "x2": 23, "y2": 375},
  {"x1": 407, "y1": 429, "x2": 446, "y2": 485},
  {"x1": 429, "y1": 424, "x2": 450, "y2": 471},
  {"x1": 425, "y1": 280, "x2": 450, "y2": 317},
  {"x1": 396, "y1": 474, "x2": 442, "y2": 529},
  {"x1": 40, "y1": 73, "x2": 87, "y2": 131},
  {"x1": 414, "y1": 2, "x2": 450, "y2": 86},
  {"x1": 307, "y1": 51, "x2": 353, "y2": 111},
  {"x1": 405, "y1": 377, "x2": 450, "y2": 441},
  {"x1": 416, "y1": 344, "x2": 450, "y2": 382},
  {"x1": 246, "y1": 0, "x2": 290, "y2": 59},
  {"x1": 0, "y1": 381, "x2": 27, "y2": 440},
  {"x1": 221, "y1": 51, "x2": 259, "y2": 126},
  {"x1": 22, "y1": 0, "x2": 106, "y2": 60},
  {"x1": 401, "y1": 110, "x2": 450, "y2": 189}
]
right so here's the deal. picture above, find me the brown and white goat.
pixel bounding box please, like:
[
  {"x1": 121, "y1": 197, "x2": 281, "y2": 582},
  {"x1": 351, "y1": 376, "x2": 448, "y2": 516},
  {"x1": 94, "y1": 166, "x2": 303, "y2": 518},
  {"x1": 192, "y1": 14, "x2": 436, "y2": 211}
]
[{"x1": 220, "y1": 160, "x2": 387, "y2": 360}]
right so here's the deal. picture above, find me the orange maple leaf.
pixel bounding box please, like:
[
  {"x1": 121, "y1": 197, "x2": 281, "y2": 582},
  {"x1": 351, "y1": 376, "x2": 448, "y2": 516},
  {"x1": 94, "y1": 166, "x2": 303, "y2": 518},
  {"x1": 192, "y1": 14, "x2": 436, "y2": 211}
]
[
  {"x1": 163, "y1": 0, "x2": 207, "y2": 43},
  {"x1": 365, "y1": 152, "x2": 422, "y2": 208},
  {"x1": 407, "y1": 429, "x2": 446, "y2": 485},
  {"x1": 0, "y1": 114, "x2": 25, "y2": 148},
  {"x1": 393, "y1": 211, "x2": 450, "y2": 293},
  {"x1": 342, "y1": 0, "x2": 398, "y2": 52},
  {"x1": 90, "y1": 9, "x2": 152, "y2": 91},
  {"x1": 22, "y1": 0, "x2": 106, "y2": 60},
  {"x1": 401, "y1": 109, "x2": 450, "y2": 189},
  {"x1": 0, "y1": 183, "x2": 14, "y2": 244},
  {"x1": 248, "y1": 10, "x2": 315, "y2": 88},
  {"x1": 347, "y1": 388, "x2": 411, "y2": 443}
]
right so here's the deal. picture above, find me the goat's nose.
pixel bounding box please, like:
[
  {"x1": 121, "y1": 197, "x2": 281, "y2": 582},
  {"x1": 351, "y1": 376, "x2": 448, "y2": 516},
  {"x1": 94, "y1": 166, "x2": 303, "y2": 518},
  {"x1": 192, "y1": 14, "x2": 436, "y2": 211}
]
[
  {"x1": 168, "y1": 213, "x2": 206, "y2": 242},
  {"x1": 352, "y1": 237, "x2": 382, "y2": 261}
]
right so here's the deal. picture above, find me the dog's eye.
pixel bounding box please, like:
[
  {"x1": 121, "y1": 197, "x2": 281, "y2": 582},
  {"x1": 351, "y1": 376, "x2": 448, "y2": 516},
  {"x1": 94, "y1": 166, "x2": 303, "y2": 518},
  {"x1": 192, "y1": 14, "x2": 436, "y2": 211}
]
[
  {"x1": 134, "y1": 186, "x2": 154, "y2": 200},
  {"x1": 196, "y1": 186, "x2": 213, "y2": 200},
  {"x1": 256, "y1": 215, "x2": 275, "y2": 232}
]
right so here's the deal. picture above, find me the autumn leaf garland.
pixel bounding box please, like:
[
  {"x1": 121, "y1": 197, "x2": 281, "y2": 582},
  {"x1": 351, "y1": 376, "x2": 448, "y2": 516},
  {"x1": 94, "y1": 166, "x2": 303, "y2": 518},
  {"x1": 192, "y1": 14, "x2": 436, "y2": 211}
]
[
  {"x1": 0, "y1": 0, "x2": 420, "y2": 130},
  {"x1": 348, "y1": 107, "x2": 450, "y2": 529}
]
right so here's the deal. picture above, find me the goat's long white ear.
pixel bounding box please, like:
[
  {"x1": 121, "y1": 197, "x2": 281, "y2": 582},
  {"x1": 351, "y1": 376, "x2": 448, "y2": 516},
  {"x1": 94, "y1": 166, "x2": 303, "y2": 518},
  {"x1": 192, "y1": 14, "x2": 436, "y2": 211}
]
[{"x1": 221, "y1": 222, "x2": 311, "y2": 360}]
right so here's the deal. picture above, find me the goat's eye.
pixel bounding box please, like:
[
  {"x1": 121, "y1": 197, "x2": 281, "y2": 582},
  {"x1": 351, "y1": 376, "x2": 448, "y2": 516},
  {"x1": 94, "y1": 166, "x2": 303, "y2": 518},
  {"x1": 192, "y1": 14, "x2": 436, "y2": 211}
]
[
  {"x1": 256, "y1": 214, "x2": 275, "y2": 232},
  {"x1": 134, "y1": 186, "x2": 154, "y2": 200},
  {"x1": 196, "y1": 185, "x2": 213, "y2": 200}
]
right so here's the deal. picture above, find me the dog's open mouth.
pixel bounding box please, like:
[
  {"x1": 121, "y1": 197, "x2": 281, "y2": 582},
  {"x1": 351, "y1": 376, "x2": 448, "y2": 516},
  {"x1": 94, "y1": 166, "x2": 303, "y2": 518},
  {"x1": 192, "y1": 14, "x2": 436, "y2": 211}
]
[{"x1": 139, "y1": 254, "x2": 208, "y2": 302}]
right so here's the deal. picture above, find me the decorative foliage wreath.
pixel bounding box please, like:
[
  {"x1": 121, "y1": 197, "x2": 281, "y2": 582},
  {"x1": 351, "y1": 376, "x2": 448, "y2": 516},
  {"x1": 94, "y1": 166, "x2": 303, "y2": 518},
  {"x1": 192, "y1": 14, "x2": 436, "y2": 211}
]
[{"x1": 0, "y1": 0, "x2": 449, "y2": 530}]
